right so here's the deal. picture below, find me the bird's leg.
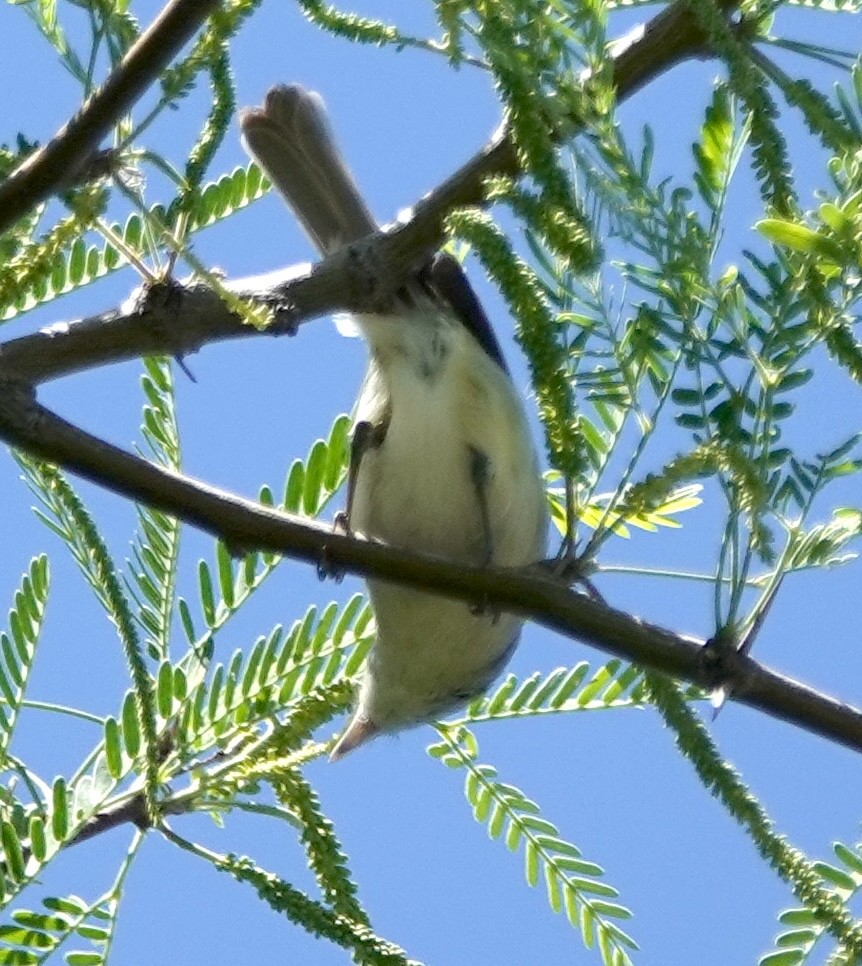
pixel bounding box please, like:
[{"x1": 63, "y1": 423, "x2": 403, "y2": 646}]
[
  {"x1": 334, "y1": 419, "x2": 377, "y2": 536},
  {"x1": 324, "y1": 420, "x2": 385, "y2": 583},
  {"x1": 469, "y1": 445, "x2": 494, "y2": 566},
  {"x1": 468, "y1": 445, "x2": 499, "y2": 620}
]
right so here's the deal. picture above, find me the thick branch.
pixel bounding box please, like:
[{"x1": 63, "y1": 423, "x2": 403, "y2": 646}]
[
  {"x1": 0, "y1": 0, "x2": 221, "y2": 235},
  {"x1": 0, "y1": 0, "x2": 731, "y2": 388},
  {"x1": 385, "y1": 0, "x2": 724, "y2": 262},
  {"x1": 0, "y1": 385, "x2": 860, "y2": 755},
  {"x1": 0, "y1": 264, "x2": 362, "y2": 385}
]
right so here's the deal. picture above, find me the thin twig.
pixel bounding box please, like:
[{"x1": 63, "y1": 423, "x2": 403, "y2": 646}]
[{"x1": 0, "y1": 0, "x2": 221, "y2": 235}]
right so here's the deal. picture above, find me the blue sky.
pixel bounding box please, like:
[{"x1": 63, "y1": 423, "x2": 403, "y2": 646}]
[{"x1": 1, "y1": 2, "x2": 862, "y2": 964}]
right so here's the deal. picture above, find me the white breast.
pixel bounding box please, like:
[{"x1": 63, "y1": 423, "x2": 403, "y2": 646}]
[
  {"x1": 347, "y1": 309, "x2": 548, "y2": 730},
  {"x1": 351, "y1": 311, "x2": 545, "y2": 565}
]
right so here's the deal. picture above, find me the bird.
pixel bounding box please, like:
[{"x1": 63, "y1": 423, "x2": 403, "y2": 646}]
[{"x1": 240, "y1": 85, "x2": 548, "y2": 759}]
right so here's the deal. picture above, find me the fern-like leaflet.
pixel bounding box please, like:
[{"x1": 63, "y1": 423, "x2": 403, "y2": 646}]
[
  {"x1": 758, "y1": 841, "x2": 862, "y2": 966},
  {"x1": 429, "y1": 726, "x2": 637, "y2": 966}
]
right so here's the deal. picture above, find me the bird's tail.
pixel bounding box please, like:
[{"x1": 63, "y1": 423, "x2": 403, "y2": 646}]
[{"x1": 240, "y1": 85, "x2": 377, "y2": 255}]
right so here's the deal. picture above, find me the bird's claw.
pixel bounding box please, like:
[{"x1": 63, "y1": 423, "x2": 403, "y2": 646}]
[{"x1": 317, "y1": 544, "x2": 345, "y2": 584}]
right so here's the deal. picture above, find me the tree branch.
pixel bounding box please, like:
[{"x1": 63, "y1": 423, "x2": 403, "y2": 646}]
[
  {"x1": 383, "y1": 0, "x2": 726, "y2": 261},
  {"x1": 0, "y1": 0, "x2": 730, "y2": 388},
  {"x1": 0, "y1": 264, "x2": 359, "y2": 385},
  {"x1": 0, "y1": 0, "x2": 221, "y2": 235},
  {"x1": 0, "y1": 384, "x2": 859, "y2": 755}
]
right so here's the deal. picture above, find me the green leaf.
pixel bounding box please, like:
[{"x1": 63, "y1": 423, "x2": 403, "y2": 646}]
[
  {"x1": 156, "y1": 662, "x2": 174, "y2": 719},
  {"x1": 198, "y1": 561, "x2": 216, "y2": 626},
  {"x1": 177, "y1": 597, "x2": 196, "y2": 642},
  {"x1": 774, "y1": 369, "x2": 813, "y2": 393},
  {"x1": 103, "y1": 718, "x2": 123, "y2": 778},
  {"x1": 834, "y1": 842, "x2": 862, "y2": 874},
  {"x1": 693, "y1": 84, "x2": 733, "y2": 207},
  {"x1": 525, "y1": 841, "x2": 540, "y2": 887},
  {"x1": 181, "y1": 597, "x2": 372, "y2": 751},
  {"x1": 462, "y1": 660, "x2": 648, "y2": 725},
  {"x1": 41, "y1": 898, "x2": 85, "y2": 917},
  {"x1": 10, "y1": 912, "x2": 66, "y2": 932},
  {"x1": 284, "y1": 461, "x2": 304, "y2": 513},
  {"x1": 1, "y1": 823, "x2": 25, "y2": 881},
  {"x1": 813, "y1": 861, "x2": 856, "y2": 890},
  {"x1": 303, "y1": 441, "x2": 328, "y2": 516},
  {"x1": 0, "y1": 925, "x2": 53, "y2": 948},
  {"x1": 777, "y1": 908, "x2": 818, "y2": 926},
  {"x1": 323, "y1": 415, "x2": 350, "y2": 492},
  {"x1": 120, "y1": 691, "x2": 141, "y2": 758},
  {"x1": 51, "y1": 777, "x2": 68, "y2": 841},
  {"x1": 757, "y1": 218, "x2": 842, "y2": 261},
  {"x1": 0, "y1": 950, "x2": 41, "y2": 964},
  {"x1": 216, "y1": 542, "x2": 235, "y2": 609},
  {"x1": 0, "y1": 557, "x2": 50, "y2": 756},
  {"x1": 434, "y1": 728, "x2": 636, "y2": 963},
  {"x1": 758, "y1": 951, "x2": 805, "y2": 966},
  {"x1": 28, "y1": 817, "x2": 46, "y2": 863}
]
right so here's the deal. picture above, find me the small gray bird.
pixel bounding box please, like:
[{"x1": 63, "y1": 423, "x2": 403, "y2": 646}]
[{"x1": 241, "y1": 86, "x2": 547, "y2": 759}]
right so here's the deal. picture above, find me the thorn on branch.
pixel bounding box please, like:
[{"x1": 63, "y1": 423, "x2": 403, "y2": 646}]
[
  {"x1": 699, "y1": 629, "x2": 751, "y2": 712},
  {"x1": 174, "y1": 355, "x2": 197, "y2": 383}
]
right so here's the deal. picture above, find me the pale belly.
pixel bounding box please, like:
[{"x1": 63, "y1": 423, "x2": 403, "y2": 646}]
[
  {"x1": 350, "y1": 345, "x2": 546, "y2": 569},
  {"x1": 346, "y1": 325, "x2": 548, "y2": 727}
]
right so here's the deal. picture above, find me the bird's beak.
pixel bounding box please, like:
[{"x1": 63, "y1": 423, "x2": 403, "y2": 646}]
[{"x1": 329, "y1": 714, "x2": 380, "y2": 761}]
